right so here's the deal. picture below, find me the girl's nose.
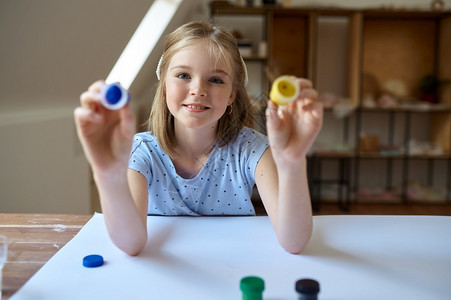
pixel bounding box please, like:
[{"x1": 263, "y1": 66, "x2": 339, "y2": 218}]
[{"x1": 190, "y1": 80, "x2": 207, "y2": 97}]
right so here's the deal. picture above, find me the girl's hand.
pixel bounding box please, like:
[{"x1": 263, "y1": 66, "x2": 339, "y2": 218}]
[
  {"x1": 74, "y1": 80, "x2": 136, "y2": 175},
  {"x1": 266, "y1": 78, "x2": 323, "y2": 167}
]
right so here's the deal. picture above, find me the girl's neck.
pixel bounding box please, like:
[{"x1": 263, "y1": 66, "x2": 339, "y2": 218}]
[
  {"x1": 171, "y1": 124, "x2": 218, "y2": 179},
  {"x1": 175, "y1": 123, "x2": 217, "y2": 154}
]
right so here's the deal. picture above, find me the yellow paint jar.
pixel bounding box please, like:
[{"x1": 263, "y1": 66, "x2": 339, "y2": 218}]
[{"x1": 269, "y1": 75, "x2": 299, "y2": 105}]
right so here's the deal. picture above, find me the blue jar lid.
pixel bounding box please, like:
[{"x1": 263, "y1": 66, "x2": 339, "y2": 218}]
[
  {"x1": 83, "y1": 254, "x2": 104, "y2": 268},
  {"x1": 100, "y1": 83, "x2": 130, "y2": 110},
  {"x1": 105, "y1": 84, "x2": 123, "y2": 105}
]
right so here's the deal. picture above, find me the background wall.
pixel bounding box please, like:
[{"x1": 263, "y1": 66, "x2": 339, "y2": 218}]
[
  {"x1": 1, "y1": 0, "x2": 449, "y2": 213},
  {"x1": 0, "y1": 0, "x2": 196, "y2": 213}
]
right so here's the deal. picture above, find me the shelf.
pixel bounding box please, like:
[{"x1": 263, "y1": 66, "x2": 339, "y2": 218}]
[
  {"x1": 323, "y1": 104, "x2": 451, "y2": 113},
  {"x1": 358, "y1": 105, "x2": 451, "y2": 113},
  {"x1": 312, "y1": 151, "x2": 451, "y2": 159},
  {"x1": 362, "y1": 10, "x2": 450, "y2": 19},
  {"x1": 358, "y1": 152, "x2": 402, "y2": 158},
  {"x1": 210, "y1": 3, "x2": 268, "y2": 15},
  {"x1": 210, "y1": 3, "x2": 340, "y2": 15},
  {"x1": 358, "y1": 153, "x2": 451, "y2": 159},
  {"x1": 310, "y1": 151, "x2": 354, "y2": 158},
  {"x1": 211, "y1": 5, "x2": 451, "y2": 208},
  {"x1": 407, "y1": 154, "x2": 451, "y2": 159}
]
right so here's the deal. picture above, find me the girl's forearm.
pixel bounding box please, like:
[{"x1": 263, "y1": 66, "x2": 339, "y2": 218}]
[
  {"x1": 94, "y1": 171, "x2": 148, "y2": 256},
  {"x1": 275, "y1": 158, "x2": 313, "y2": 254}
]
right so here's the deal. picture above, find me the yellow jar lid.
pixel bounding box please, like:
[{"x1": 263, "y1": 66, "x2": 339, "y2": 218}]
[{"x1": 269, "y1": 75, "x2": 299, "y2": 105}]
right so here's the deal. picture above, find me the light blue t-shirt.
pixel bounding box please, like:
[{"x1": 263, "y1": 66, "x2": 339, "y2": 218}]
[{"x1": 128, "y1": 127, "x2": 269, "y2": 216}]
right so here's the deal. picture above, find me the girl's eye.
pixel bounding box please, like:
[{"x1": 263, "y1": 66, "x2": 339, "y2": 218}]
[
  {"x1": 210, "y1": 77, "x2": 224, "y2": 84},
  {"x1": 177, "y1": 73, "x2": 190, "y2": 79}
]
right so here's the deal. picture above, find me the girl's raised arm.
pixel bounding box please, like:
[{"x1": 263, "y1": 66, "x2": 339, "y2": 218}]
[
  {"x1": 256, "y1": 77, "x2": 323, "y2": 254},
  {"x1": 74, "y1": 80, "x2": 148, "y2": 256}
]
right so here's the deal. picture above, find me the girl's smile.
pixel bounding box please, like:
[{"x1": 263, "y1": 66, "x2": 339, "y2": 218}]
[{"x1": 183, "y1": 103, "x2": 210, "y2": 112}]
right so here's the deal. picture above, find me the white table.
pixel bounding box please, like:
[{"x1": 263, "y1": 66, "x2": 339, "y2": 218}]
[{"x1": 10, "y1": 214, "x2": 451, "y2": 299}]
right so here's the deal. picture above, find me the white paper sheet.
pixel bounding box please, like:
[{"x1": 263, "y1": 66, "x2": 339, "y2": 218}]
[{"x1": 11, "y1": 214, "x2": 451, "y2": 300}]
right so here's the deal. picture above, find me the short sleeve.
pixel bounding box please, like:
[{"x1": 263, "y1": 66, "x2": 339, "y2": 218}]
[
  {"x1": 128, "y1": 134, "x2": 153, "y2": 184},
  {"x1": 245, "y1": 129, "x2": 269, "y2": 178},
  {"x1": 234, "y1": 128, "x2": 269, "y2": 185}
]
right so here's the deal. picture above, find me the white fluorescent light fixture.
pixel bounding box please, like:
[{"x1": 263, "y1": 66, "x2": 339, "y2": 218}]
[{"x1": 106, "y1": 0, "x2": 183, "y2": 89}]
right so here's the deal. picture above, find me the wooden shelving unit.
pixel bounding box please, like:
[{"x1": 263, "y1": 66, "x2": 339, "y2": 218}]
[{"x1": 210, "y1": 3, "x2": 451, "y2": 210}]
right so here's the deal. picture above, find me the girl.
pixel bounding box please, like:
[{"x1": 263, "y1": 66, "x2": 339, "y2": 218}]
[{"x1": 74, "y1": 21, "x2": 323, "y2": 256}]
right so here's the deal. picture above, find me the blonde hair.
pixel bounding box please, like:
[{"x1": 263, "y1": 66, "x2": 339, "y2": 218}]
[{"x1": 147, "y1": 21, "x2": 254, "y2": 158}]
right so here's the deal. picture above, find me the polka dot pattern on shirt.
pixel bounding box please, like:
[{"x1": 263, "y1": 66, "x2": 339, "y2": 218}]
[{"x1": 128, "y1": 127, "x2": 269, "y2": 216}]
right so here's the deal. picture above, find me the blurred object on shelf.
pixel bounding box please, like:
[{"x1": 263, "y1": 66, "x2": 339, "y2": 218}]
[
  {"x1": 360, "y1": 74, "x2": 450, "y2": 108},
  {"x1": 400, "y1": 101, "x2": 449, "y2": 111},
  {"x1": 407, "y1": 182, "x2": 446, "y2": 202},
  {"x1": 379, "y1": 144, "x2": 403, "y2": 157},
  {"x1": 317, "y1": 184, "x2": 341, "y2": 202},
  {"x1": 310, "y1": 142, "x2": 354, "y2": 156},
  {"x1": 357, "y1": 186, "x2": 402, "y2": 203},
  {"x1": 362, "y1": 94, "x2": 377, "y2": 108},
  {"x1": 418, "y1": 75, "x2": 450, "y2": 104},
  {"x1": 408, "y1": 139, "x2": 444, "y2": 156},
  {"x1": 332, "y1": 142, "x2": 354, "y2": 154},
  {"x1": 377, "y1": 93, "x2": 399, "y2": 108},
  {"x1": 359, "y1": 133, "x2": 380, "y2": 153},
  {"x1": 363, "y1": 92, "x2": 400, "y2": 109},
  {"x1": 319, "y1": 93, "x2": 356, "y2": 119},
  {"x1": 383, "y1": 78, "x2": 408, "y2": 99},
  {"x1": 232, "y1": 30, "x2": 253, "y2": 57},
  {"x1": 317, "y1": 88, "x2": 443, "y2": 115},
  {"x1": 419, "y1": 75, "x2": 440, "y2": 103},
  {"x1": 431, "y1": 0, "x2": 445, "y2": 11},
  {"x1": 258, "y1": 41, "x2": 267, "y2": 57},
  {"x1": 237, "y1": 39, "x2": 253, "y2": 56},
  {"x1": 362, "y1": 73, "x2": 381, "y2": 105},
  {"x1": 333, "y1": 99, "x2": 355, "y2": 119},
  {"x1": 319, "y1": 92, "x2": 339, "y2": 108},
  {"x1": 361, "y1": 94, "x2": 450, "y2": 111},
  {"x1": 280, "y1": 0, "x2": 293, "y2": 7}
]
